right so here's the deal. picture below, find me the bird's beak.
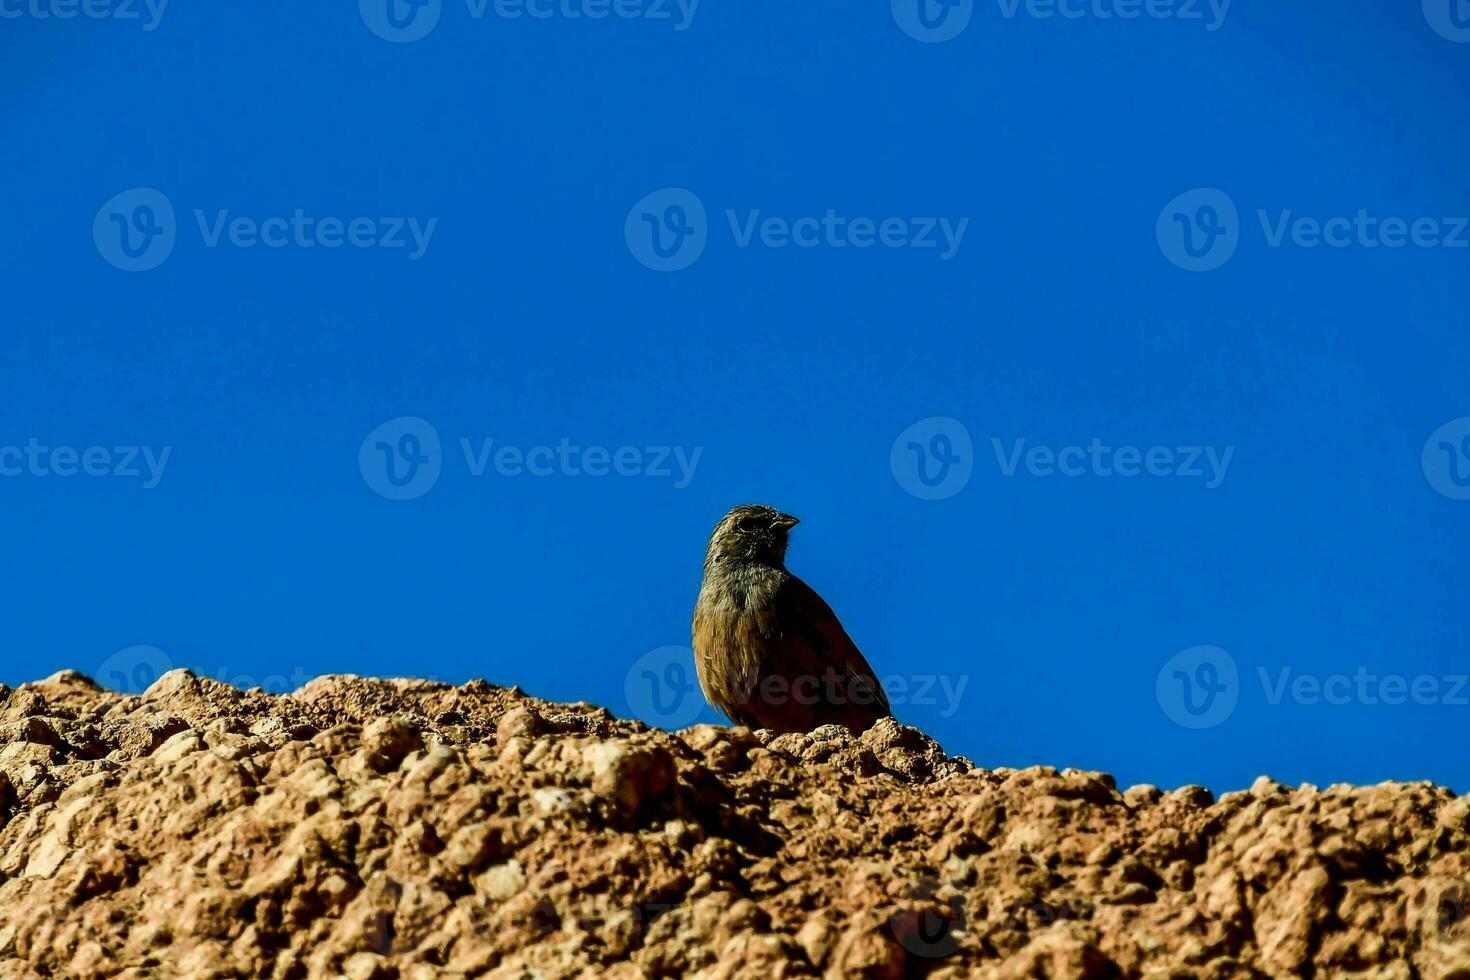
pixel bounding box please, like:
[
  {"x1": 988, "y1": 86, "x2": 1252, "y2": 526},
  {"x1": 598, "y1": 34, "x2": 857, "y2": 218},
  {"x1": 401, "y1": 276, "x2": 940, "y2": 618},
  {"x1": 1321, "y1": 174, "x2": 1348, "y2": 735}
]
[{"x1": 773, "y1": 514, "x2": 800, "y2": 530}]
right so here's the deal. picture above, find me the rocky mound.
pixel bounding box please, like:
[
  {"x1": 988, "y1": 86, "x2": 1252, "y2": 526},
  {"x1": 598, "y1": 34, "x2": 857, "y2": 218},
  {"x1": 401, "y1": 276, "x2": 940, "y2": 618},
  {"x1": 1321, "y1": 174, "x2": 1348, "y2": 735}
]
[{"x1": 0, "y1": 670, "x2": 1467, "y2": 978}]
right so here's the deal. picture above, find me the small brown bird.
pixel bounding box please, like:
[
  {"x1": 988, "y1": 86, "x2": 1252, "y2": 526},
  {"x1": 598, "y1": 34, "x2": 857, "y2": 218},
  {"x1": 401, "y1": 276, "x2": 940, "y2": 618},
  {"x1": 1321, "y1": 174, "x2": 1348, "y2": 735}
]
[{"x1": 692, "y1": 504, "x2": 891, "y2": 734}]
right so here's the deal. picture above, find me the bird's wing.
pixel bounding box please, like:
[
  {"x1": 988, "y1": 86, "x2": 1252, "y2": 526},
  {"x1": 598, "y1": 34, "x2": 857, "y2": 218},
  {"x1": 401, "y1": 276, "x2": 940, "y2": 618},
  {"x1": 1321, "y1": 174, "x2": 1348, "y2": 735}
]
[{"x1": 775, "y1": 574, "x2": 892, "y2": 719}]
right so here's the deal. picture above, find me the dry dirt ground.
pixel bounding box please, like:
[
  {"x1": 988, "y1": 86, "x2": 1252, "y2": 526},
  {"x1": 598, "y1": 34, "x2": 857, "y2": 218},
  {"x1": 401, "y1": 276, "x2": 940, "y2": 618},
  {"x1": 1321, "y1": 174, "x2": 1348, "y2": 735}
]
[{"x1": 0, "y1": 670, "x2": 1468, "y2": 978}]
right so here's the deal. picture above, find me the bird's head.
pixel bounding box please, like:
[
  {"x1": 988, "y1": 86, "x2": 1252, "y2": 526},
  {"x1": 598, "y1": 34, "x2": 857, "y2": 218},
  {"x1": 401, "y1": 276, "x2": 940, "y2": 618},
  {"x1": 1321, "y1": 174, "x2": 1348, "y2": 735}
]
[{"x1": 705, "y1": 504, "x2": 800, "y2": 568}]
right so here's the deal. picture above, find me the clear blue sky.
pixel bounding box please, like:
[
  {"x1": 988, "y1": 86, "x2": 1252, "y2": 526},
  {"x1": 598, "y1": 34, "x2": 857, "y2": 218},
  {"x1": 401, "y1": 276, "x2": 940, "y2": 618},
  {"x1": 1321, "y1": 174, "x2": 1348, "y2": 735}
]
[{"x1": 3, "y1": 0, "x2": 1468, "y2": 792}]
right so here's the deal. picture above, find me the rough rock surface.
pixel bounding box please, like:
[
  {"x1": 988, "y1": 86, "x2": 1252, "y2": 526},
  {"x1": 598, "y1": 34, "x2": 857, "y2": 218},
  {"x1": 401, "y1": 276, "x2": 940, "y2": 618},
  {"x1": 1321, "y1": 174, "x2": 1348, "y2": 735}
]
[{"x1": 0, "y1": 669, "x2": 1468, "y2": 978}]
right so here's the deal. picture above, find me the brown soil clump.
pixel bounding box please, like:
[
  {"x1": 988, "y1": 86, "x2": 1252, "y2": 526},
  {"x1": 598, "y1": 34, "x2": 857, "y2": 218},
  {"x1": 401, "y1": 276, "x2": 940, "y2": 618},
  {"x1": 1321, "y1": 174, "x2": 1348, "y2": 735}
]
[{"x1": 0, "y1": 669, "x2": 1468, "y2": 978}]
